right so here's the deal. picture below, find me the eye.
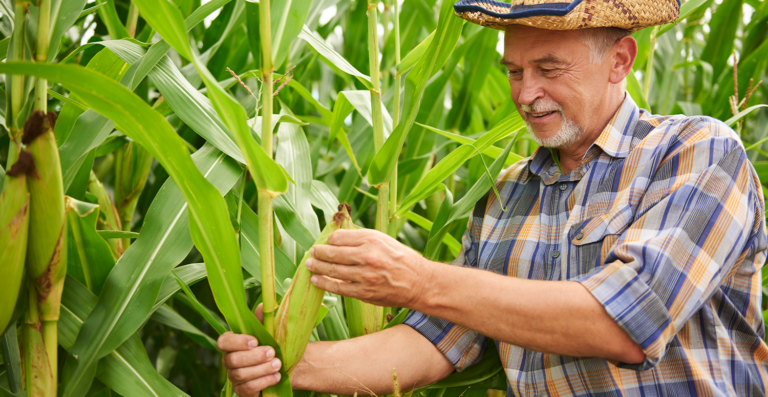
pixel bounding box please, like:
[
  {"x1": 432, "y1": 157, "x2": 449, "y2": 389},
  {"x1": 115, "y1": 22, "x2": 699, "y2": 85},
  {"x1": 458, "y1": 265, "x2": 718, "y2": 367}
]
[{"x1": 507, "y1": 70, "x2": 522, "y2": 79}]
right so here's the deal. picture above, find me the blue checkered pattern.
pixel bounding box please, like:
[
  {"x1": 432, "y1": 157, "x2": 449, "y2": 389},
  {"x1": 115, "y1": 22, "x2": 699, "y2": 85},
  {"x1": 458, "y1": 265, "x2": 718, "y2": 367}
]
[{"x1": 405, "y1": 95, "x2": 768, "y2": 396}]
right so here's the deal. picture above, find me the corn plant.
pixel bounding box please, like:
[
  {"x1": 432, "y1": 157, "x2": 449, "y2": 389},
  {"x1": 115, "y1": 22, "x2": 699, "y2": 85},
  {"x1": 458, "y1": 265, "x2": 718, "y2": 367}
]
[{"x1": 0, "y1": 0, "x2": 765, "y2": 396}]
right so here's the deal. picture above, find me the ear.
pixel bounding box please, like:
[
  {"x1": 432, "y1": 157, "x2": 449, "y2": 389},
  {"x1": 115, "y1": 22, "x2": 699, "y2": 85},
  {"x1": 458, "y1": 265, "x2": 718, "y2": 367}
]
[{"x1": 608, "y1": 36, "x2": 637, "y2": 84}]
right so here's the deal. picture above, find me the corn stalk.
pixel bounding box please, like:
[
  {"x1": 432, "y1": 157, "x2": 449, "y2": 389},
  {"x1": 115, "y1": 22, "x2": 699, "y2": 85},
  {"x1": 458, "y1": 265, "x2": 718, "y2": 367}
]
[
  {"x1": 343, "y1": 0, "x2": 386, "y2": 339},
  {"x1": 388, "y1": 0, "x2": 401, "y2": 239},
  {"x1": 258, "y1": 0, "x2": 278, "y2": 338}
]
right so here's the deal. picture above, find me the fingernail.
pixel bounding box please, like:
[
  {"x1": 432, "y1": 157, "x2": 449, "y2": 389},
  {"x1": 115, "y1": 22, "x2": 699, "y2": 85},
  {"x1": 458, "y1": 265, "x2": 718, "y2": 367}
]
[
  {"x1": 266, "y1": 349, "x2": 275, "y2": 359},
  {"x1": 272, "y1": 359, "x2": 281, "y2": 369},
  {"x1": 247, "y1": 339, "x2": 257, "y2": 348},
  {"x1": 305, "y1": 259, "x2": 313, "y2": 269},
  {"x1": 274, "y1": 373, "x2": 282, "y2": 382},
  {"x1": 310, "y1": 247, "x2": 315, "y2": 256},
  {"x1": 311, "y1": 275, "x2": 318, "y2": 284}
]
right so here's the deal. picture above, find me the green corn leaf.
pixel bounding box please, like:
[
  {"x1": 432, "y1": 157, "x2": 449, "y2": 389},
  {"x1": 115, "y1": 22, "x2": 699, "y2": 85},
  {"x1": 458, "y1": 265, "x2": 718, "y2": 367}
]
[
  {"x1": 298, "y1": 25, "x2": 373, "y2": 89},
  {"x1": 132, "y1": 0, "x2": 290, "y2": 196},
  {"x1": 65, "y1": 197, "x2": 115, "y2": 296},
  {"x1": 626, "y1": 68, "x2": 650, "y2": 112},
  {"x1": 423, "y1": 138, "x2": 517, "y2": 263},
  {"x1": 93, "y1": 0, "x2": 129, "y2": 39},
  {"x1": 329, "y1": 90, "x2": 394, "y2": 174},
  {"x1": 725, "y1": 104, "x2": 768, "y2": 127},
  {"x1": 275, "y1": 109, "x2": 321, "y2": 263},
  {"x1": 77, "y1": 2, "x2": 105, "y2": 20},
  {"x1": 269, "y1": 0, "x2": 313, "y2": 70},
  {"x1": 238, "y1": 198, "x2": 297, "y2": 296},
  {"x1": 173, "y1": 272, "x2": 229, "y2": 335},
  {"x1": 396, "y1": 31, "x2": 434, "y2": 76},
  {"x1": 700, "y1": 0, "x2": 743, "y2": 82},
  {"x1": 395, "y1": 113, "x2": 524, "y2": 218},
  {"x1": 96, "y1": 230, "x2": 139, "y2": 240},
  {"x1": 55, "y1": 142, "x2": 239, "y2": 394},
  {"x1": 59, "y1": 276, "x2": 189, "y2": 397},
  {"x1": 424, "y1": 188, "x2": 454, "y2": 261},
  {"x1": 417, "y1": 122, "x2": 523, "y2": 166},
  {"x1": 367, "y1": 0, "x2": 464, "y2": 186},
  {"x1": 656, "y1": 0, "x2": 709, "y2": 36},
  {"x1": 402, "y1": 211, "x2": 461, "y2": 257},
  {"x1": 310, "y1": 180, "x2": 339, "y2": 224},
  {"x1": 129, "y1": 1, "x2": 292, "y2": 392},
  {"x1": 153, "y1": 263, "x2": 208, "y2": 313},
  {"x1": 151, "y1": 305, "x2": 219, "y2": 351},
  {"x1": 48, "y1": 0, "x2": 88, "y2": 60}
]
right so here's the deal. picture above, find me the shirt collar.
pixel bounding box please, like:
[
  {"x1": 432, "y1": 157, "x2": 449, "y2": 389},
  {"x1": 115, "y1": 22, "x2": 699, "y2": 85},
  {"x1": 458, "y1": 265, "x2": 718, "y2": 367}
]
[{"x1": 525, "y1": 93, "x2": 639, "y2": 180}]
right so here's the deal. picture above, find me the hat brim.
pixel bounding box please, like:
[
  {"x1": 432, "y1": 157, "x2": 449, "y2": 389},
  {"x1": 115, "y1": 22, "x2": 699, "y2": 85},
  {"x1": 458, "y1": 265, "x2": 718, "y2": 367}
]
[{"x1": 454, "y1": 0, "x2": 681, "y2": 33}]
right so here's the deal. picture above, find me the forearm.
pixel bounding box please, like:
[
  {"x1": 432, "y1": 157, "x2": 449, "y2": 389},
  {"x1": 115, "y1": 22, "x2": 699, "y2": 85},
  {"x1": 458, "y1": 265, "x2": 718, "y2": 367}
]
[
  {"x1": 291, "y1": 324, "x2": 453, "y2": 395},
  {"x1": 414, "y1": 261, "x2": 644, "y2": 363}
]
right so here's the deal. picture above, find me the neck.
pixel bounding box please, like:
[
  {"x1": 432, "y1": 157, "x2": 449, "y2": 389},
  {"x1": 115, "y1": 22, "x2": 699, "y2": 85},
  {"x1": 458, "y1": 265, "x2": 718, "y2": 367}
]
[{"x1": 555, "y1": 89, "x2": 625, "y2": 174}]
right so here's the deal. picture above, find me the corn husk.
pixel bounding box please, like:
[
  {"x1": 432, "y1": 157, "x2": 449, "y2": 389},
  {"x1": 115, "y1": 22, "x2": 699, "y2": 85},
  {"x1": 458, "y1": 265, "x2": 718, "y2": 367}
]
[
  {"x1": 22, "y1": 110, "x2": 67, "y2": 323},
  {"x1": 0, "y1": 151, "x2": 32, "y2": 334},
  {"x1": 274, "y1": 204, "x2": 354, "y2": 374}
]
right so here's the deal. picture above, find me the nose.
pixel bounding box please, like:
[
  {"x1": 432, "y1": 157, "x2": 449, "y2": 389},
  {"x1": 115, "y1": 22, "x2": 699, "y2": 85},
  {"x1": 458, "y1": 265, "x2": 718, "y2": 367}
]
[{"x1": 516, "y1": 71, "x2": 544, "y2": 106}]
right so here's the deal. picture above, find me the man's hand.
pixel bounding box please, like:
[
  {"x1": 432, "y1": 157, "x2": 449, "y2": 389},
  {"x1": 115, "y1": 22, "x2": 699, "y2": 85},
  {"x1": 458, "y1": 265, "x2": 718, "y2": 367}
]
[
  {"x1": 306, "y1": 229, "x2": 434, "y2": 308},
  {"x1": 218, "y1": 304, "x2": 282, "y2": 397}
]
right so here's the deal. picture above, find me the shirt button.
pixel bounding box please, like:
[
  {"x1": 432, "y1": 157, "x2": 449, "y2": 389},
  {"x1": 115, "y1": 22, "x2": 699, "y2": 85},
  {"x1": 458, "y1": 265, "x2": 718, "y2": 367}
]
[
  {"x1": 551, "y1": 250, "x2": 560, "y2": 259},
  {"x1": 559, "y1": 183, "x2": 568, "y2": 191},
  {"x1": 576, "y1": 232, "x2": 584, "y2": 240}
]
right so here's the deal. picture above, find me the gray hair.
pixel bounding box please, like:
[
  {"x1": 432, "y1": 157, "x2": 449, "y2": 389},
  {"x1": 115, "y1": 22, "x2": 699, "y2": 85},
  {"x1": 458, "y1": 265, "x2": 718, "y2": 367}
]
[{"x1": 578, "y1": 27, "x2": 631, "y2": 64}]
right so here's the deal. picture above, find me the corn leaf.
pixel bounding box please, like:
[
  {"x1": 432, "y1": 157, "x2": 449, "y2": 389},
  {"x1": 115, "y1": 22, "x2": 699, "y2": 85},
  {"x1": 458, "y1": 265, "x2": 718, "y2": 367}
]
[
  {"x1": 59, "y1": 276, "x2": 189, "y2": 397},
  {"x1": 395, "y1": 113, "x2": 524, "y2": 218},
  {"x1": 65, "y1": 197, "x2": 115, "y2": 296},
  {"x1": 299, "y1": 25, "x2": 372, "y2": 89},
  {"x1": 416, "y1": 122, "x2": 523, "y2": 166},
  {"x1": 269, "y1": 0, "x2": 313, "y2": 70},
  {"x1": 367, "y1": 0, "x2": 464, "y2": 186}
]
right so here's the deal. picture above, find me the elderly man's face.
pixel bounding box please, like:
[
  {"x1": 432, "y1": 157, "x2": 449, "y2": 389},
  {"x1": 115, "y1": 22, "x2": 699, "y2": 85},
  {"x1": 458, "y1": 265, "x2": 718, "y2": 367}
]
[{"x1": 502, "y1": 26, "x2": 614, "y2": 149}]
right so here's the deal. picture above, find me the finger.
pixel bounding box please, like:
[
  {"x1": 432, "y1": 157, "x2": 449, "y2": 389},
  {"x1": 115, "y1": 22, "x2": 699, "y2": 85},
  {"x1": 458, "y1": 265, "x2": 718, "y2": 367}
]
[
  {"x1": 310, "y1": 245, "x2": 364, "y2": 266},
  {"x1": 223, "y1": 346, "x2": 276, "y2": 369},
  {"x1": 254, "y1": 303, "x2": 264, "y2": 323},
  {"x1": 217, "y1": 332, "x2": 258, "y2": 352},
  {"x1": 310, "y1": 274, "x2": 359, "y2": 297},
  {"x1": 228, "y1": 358, "x2": 282, "y2": 385},
  {"x1": 233, "y1": 373, "x2": 281, "y2": 397},
  {"x1": 326, "y1": 229, "x2": 375, "y2": 246},
  {"x1": 306, "y1": 258, "x2": 362, "y2": 282}
]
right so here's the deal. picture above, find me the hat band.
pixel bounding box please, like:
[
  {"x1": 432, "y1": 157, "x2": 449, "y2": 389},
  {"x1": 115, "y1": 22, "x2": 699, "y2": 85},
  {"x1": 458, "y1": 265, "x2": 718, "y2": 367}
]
[{"x1": 454, "y1": 0, "x2": 583, "y2": 20}]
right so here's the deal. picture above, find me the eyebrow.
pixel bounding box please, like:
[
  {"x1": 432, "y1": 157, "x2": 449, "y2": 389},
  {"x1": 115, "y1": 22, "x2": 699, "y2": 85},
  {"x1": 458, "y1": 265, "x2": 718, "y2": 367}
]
[{"x1": 500, "y1": 54, "x2": 568, "y2": 67}]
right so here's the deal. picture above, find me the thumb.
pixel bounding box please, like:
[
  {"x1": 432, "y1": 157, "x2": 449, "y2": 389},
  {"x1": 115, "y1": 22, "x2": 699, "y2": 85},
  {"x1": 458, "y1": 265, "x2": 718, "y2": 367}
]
[{"x1": 254, "y1": 303, "x2": 264, "y2": 324}]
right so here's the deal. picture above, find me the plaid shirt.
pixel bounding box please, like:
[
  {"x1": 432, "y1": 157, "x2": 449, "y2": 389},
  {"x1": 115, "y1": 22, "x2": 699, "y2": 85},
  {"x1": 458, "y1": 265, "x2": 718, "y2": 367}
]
[{"x1": 404, "y1": 95, "x2": 768, "y2": 396}]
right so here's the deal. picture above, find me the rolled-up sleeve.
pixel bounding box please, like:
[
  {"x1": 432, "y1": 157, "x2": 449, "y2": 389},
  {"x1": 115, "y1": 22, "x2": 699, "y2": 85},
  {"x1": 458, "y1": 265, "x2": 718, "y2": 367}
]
[
  {"x1": 404, "y1": 211, "x2": 487, "y2": 371},
  {"x1": 578, "y1": 135, "x2": 766, "y2": 371}
]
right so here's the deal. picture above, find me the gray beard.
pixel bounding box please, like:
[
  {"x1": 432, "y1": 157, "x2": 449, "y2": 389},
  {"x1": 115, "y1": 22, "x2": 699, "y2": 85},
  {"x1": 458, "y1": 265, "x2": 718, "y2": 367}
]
[{"x1": 527, "y1": 111, "x2": 585, "y2": 149}]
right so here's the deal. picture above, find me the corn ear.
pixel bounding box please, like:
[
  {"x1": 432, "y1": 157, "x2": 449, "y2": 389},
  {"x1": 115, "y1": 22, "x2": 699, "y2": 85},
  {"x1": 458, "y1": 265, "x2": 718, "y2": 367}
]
[
  {"x1": 22, "y1": 110, "x2": 67, "y2": 381},
  {"x1": 274, "y1": 203, "x2": 354, "y2": 374},
  {"x1": 114, "y1": 141, "x2": 152, "y2": 249},
  {"x1": 0, "y1": 151, "x2": 33, "y2": 334}
]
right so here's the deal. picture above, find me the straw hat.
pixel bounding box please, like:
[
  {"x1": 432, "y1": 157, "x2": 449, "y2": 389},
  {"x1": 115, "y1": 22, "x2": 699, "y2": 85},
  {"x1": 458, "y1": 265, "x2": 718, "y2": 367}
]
[{"x1": 454, "y1": 0, "x2": 680, "y2": 32}]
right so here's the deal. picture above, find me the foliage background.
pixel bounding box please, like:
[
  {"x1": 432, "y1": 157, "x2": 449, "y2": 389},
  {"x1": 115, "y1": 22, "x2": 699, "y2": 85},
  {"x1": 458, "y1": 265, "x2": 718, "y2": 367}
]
[{"x1": 0, "y1": 0, "x2": 766, "y2": 396}]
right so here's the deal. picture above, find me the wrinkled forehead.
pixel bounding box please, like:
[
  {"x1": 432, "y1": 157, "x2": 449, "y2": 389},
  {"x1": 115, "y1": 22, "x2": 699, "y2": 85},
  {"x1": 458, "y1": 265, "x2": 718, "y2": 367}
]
[{"x1": 502, "y1": 25, "x2": 588, "y2": 65}]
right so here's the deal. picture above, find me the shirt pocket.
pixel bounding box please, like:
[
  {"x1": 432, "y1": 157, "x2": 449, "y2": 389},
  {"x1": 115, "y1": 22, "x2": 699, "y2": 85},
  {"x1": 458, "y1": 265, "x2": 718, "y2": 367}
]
[{"x1": 566, "y1": 214, "x2": 630, "y2": 279}]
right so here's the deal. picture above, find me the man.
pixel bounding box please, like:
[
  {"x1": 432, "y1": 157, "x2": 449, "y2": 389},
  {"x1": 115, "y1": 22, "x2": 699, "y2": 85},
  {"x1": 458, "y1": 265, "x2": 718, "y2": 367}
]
[{"x1": 218, "y1": 0, "x2": 768, "y2": 395}]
